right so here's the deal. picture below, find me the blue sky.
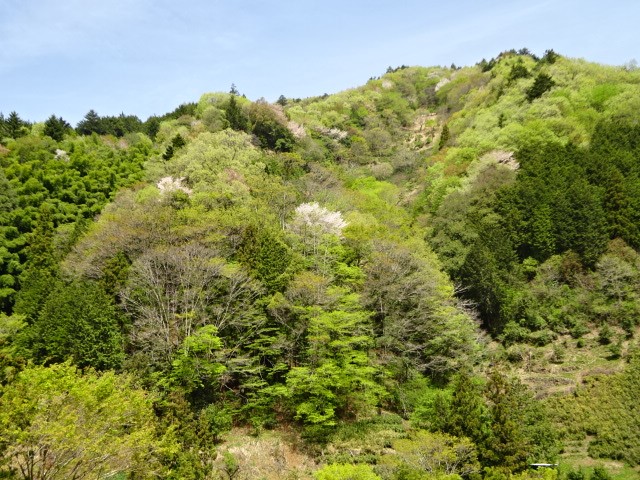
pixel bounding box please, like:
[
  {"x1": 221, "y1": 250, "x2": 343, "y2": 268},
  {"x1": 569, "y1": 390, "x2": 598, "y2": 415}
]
[{"x1": 1, "y1": 0, "x2": 638, "y2": 125}]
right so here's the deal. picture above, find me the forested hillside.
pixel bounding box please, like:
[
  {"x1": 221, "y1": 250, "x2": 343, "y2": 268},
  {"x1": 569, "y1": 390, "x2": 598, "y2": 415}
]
[{"x1": 1, "y1": 49, "x2": 640, "y2": 480}]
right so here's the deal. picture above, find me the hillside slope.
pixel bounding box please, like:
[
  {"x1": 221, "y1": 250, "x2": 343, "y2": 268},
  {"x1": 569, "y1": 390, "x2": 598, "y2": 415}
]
[{"x1": 1, "y1": 49, "x2": 640, "y2": 479}]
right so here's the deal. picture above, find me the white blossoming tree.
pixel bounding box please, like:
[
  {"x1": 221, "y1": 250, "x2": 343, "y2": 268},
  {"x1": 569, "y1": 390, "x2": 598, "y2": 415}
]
[
  {"x1": 288, "y1": 202, "x2": 347, "y2": 255},
  {"x1": 156, "y1": 176, "x2": 193, "y2": 195}
]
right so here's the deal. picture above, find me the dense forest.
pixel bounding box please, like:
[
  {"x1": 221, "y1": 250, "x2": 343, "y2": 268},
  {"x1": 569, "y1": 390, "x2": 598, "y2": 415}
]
[{"x1": 1, "y1": 49, "x2": 640, "y2": 480}]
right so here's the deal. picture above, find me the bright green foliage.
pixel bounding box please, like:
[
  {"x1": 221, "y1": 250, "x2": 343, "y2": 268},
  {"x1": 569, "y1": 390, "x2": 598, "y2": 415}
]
[
  {"x1": 0, "y1": 313, "x2": 26, "y2": 383},
  {"x1": 314, "y1": 463, "x2": 381, "y2": 480},
  {"x1": 0, "y1": 169, "x2": 16, "y2": 216},
  {"x1": 485, "y1": 467, "x2": 558, "y2": 480},
  {"x1": 3, "y1": 53, "x2": 639, "y2": 475},
  {"x1": 285, "y1": 298, "x2": 385, "y2": 437},
  {"x1": 0, "y1": 363, "x2": 165, "y2": 479},
  {"x1": 410, "y1": 380, "x2": 452, "y2": 431},
  {"x1": 387, "y1": 430, "x2": 480, "y2": 478},
  {"x1": 0, "y1": 131, "x2": 148, "y2": 312},
  {"x1": 170, "y1": 325, "x2": 226, "y2": 392},
  {"x1": 165, "y1": 129, "x2": 264, "y2": 199},
  {"x1": 549, "y1": 354, "x2": 640, "y2": 466}
]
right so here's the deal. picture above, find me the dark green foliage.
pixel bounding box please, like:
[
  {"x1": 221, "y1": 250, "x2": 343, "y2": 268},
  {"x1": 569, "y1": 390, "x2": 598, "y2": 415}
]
[
  {"x1": 148, "y1": 102, "x2": 198, "y2": 129},
  {"x1": 247, "y1": 101, "x2": 295, "y2": 152},
  {"x1": 23, "y1": 280, "x2": 124, "y2": 369},
  {"x1": 162, "y1": 144, "x2": 175, "y2": 161},
  {"x1": 167, "y1": 102, "x2": 198, "y2": 119},
  {"x1": 517, "y1": 48, "x2": 538, "y2": 60},
  {"x1": 496, "y1": 143, "x2": 608, "y2": 265},
  {"x1": 171, "y1": 133, "x2": 186, "y2": 149},
  {"x1": 458, "y1": 222, "x2": 520, "y2": 333},
  {"x1": 591, "y1": 466, "x2": 612, "y2": 480},
  {"x1": 76, "y1": 109, "x2": 102, "y2": 135},
  {"x1": 496, "y1": 123, "x2": 640, "y2": 264},
  {"x1": 446, "y1": 371, "x2": 488, "y2": 445},
  {"x1": 76, "y1": 110, "x2": 143, "y2": 137},
  {"x1": 152, "y1": 390, "x2": 219, "y2": 478},
  {"x1": 5, "y1": 111, "x2": 30, "y2": 139},
  {"x1": 508, "y1": 60, "x2": 530, "y2": 83},
  {"x1": 421, "y1": 370, "x2": 559, "y2": 473},
  {"x1": 526, "y1": 73, "x2": 555, "y2": 101},
  {"x1": 566, "y1": 468, "x2": 587, "y2": 480},
  {"x1": 542, "y1": 49, "x2": 560, "y2": 64},
  {"x1": 163, "y1": 134, "x2": 187, "y2": 161},
  {"x1": 436, "y1": 122, "x2": 640, "y2": 335},
  {"x1": 478, "y1": 57, "x2": 497, "y2": 72},
  {"x1": 101, "y1": 251, "x2": 131, "y2": 300},
  {"x1": 386, "y1": 65, "x2": 409, "y2": 74},
  {"x1": 225, "y1": 94, "x2": 249, "y2": 131},
  {"x1": 588, "y1": 120, "x2": 640, "y2": 247},
  {"x1": 144, "y1": 115, "x2": 161, "y2": 139},
  {"x1": 2, "y1": 55, "x2": 640, "y2": 476},
  {"x1": 438, "y1": 124, "x2": 450, "y2": 150},
  {"x1": 362, "y1": 240, "x2": 477, "y2": 378},
  {"x1": 238, "y1": 228, "x2": 292, "y2": 292},
  {"x1": 498, "y1": 112, "x2": 506, "y2": 128},
  {"x1": 13, "y1": 206, "x2": 58, "y2": 321},
  {"x1": 482, "y1": 370, "x2": 531, "y2": 471},
  {"x1": 43, "y1": 115, "x2": 71, "y2": 141}
]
